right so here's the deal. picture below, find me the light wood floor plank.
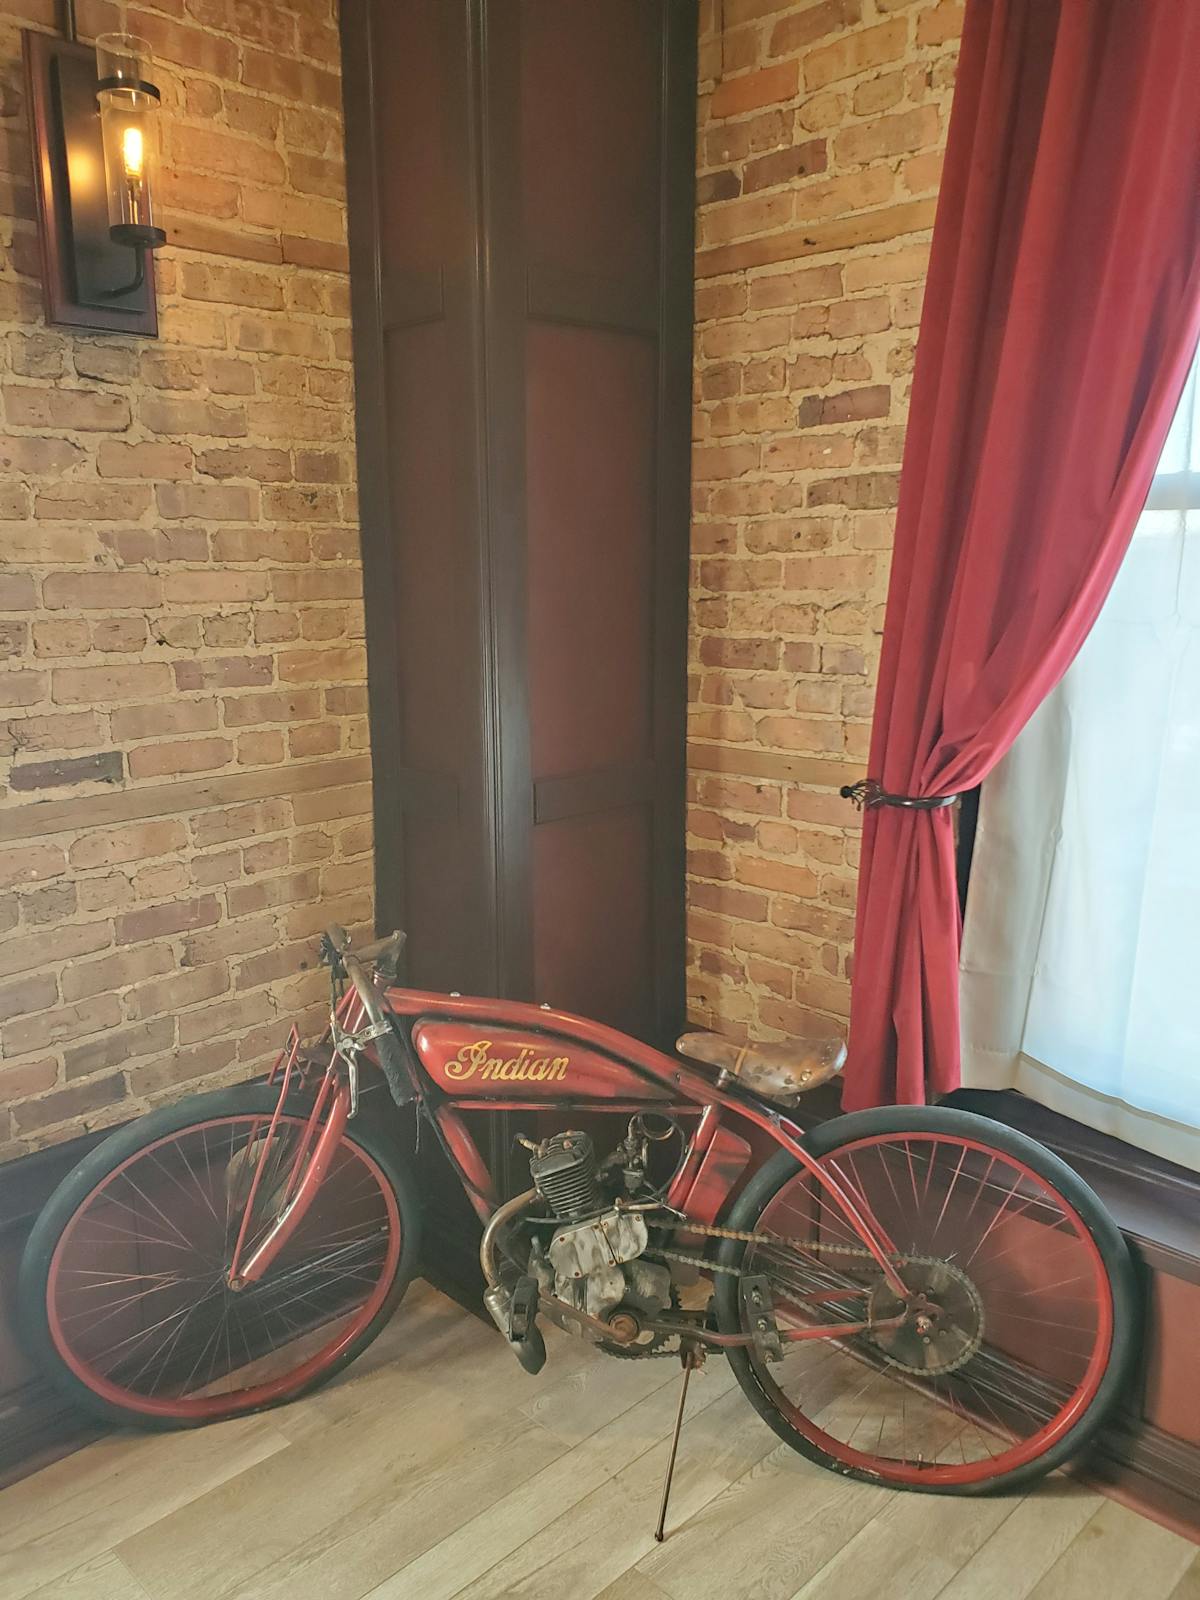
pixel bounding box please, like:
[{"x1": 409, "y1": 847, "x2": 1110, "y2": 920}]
[
  {"x1": 1023, "y1": 1498, "x2": 1196, "y2": 1600},
  {"x1": 0, "y1": 1415, "x2": 291, "y2": 1600},
  {"x1": 234, "y1": 1411, "x2": 573, "y2": 1600},
  {"x1": 639, "y1": 1444, "x2": 883, "y2": 1600},
  {"x1": 935, "y1": 1485, "x2": 1107, "y2": 1600},
  {"x1": 24, "y1": 1552, "x2": 151, "y2": 1600},
  {"x1": 1168, "y1": 1552, "x2": 1200, "y2": 1600},
  {"x1": 593, "y1": 1575, "x2": 676, "y2": 1600},
  {"x1": 114, "y1": 1327, "x2": 530, "y2": 1599},
  {"x1": 869, "y1": 1477, "x2": 1019, "y2": 1568},
  {"x1": 785, "y1": 1507, "x2": 960, "y2": 1600},
  {"x1": 388, "y1": 1380, "x2": 781, "y2": 1600},
  {"x1": 3, "y1": 1285, "x2": 1194, "y2": 1600},
  {"x1": 362, "y1": 1353, "x2": 747, "y2": 1600}
]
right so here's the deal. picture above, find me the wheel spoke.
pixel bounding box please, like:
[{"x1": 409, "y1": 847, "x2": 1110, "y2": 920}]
[
  {"x1": 44, "y1": 1108, "x2": 402, "y2": 1421},
  {"x1": 737, "y1": 1122, "x2": 1119, "y2": 1488}
]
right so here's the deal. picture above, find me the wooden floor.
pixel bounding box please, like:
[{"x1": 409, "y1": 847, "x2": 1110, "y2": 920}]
[{"x1": 1, "y1": 1282, "x2": 1196, "y2": 1600}]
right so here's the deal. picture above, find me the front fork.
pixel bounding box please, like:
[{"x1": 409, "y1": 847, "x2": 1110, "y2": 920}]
[{"x1": 225, "y1": 993, "x2": 374, "y2": 1291}]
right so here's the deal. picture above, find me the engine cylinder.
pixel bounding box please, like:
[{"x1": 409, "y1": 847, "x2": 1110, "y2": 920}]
[{"x1": 529, "y1": 1130, "x2": 602, "y2": 1220}]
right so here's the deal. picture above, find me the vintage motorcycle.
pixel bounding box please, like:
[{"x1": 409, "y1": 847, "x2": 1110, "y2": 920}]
[{"x1": 21, "y1": 927, "x2": 1136, "y2": 1533}]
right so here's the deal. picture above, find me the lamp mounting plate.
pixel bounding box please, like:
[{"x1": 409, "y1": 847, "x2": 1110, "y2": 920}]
[{"x1": 23, "y1": 30, "x2": 158, "y2": 336}]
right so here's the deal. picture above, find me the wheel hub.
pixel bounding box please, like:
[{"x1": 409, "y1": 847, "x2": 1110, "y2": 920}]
[{"x1": 867, "y1": 1257, "x2": 985, "y2": 1376}]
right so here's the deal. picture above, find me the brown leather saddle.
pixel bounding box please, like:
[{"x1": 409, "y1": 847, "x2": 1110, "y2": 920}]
[{"x1": 675, "y1": 1030, "x2": 845, "y2": 1107}]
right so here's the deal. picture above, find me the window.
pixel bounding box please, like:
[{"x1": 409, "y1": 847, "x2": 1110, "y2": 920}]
[{"x1": 960, "y1": 346, "x2": 1200, "y2": 1171}]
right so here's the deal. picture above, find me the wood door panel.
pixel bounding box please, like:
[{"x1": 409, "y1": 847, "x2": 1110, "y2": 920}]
[
  {"x1": 526, "y1": 323, "x2": 657, "y2": 782},
  {"x1": 521, "y1": 0, "x2": 661, "y2": 291},
  {"x1": 532, "y1": 806, "x2": 655, "y2": 1035},
  {"x1": 374, "y1": 0, "x2": 454, "y2": 274},
  {"x1": 385, "y1": 321, "x2": 468, "y2": 777}
]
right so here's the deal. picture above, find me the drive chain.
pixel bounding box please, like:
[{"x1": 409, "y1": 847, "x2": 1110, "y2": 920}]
[{"x1": 600, "y1": 1219, "x2": 913, "y2": 1360}]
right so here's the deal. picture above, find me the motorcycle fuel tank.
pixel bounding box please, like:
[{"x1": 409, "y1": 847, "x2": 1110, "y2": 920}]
[{"x1": 412, "y1": 1021, "x2": 673, "y2": 1101}]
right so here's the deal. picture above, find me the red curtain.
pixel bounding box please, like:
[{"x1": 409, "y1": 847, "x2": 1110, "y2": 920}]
[{"x1": 844, "y1": 0, "x2": 1200, "y2": 1111}]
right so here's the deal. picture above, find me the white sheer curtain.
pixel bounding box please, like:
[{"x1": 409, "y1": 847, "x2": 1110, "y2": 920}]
[{"x1": 961, "y1": 349, "x2": 1200, "y2": 1171}]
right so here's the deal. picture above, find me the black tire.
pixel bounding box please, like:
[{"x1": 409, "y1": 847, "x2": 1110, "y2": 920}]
[
  {"x1": 714, "y1": 1105, "x2": 1139, "y2": 1495},
  {"x1": 20, "y1": 1082, "x2": 422, "y2": 1432}
]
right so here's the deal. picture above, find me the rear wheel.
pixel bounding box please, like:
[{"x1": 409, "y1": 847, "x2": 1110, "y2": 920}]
[
  {"x1": 21, "y1": 1083, "x2": 419, "y2": 1429},
  {"x1": 715, "y1": 1106, "x2": 1137, "y2": 1494}
]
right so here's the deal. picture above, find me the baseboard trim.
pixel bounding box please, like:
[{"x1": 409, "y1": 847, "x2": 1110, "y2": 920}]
[
  {"x1": 0, "y1": 1377, "x2": 101, "y2": 1491},
  {"x1": 1084, "y1": 1410, "x2": 1200, "y2": 1542}
]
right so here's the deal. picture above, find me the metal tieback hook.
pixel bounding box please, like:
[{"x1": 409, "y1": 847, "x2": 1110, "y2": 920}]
[{"x1": 839, "y1": 778, "x2": 960, "y2": 811}]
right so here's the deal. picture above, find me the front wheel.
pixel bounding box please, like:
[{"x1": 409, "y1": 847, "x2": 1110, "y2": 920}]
[
  {"x1": 21, "y1": 1083, "x2": 420, "y2": 1430},
  {"x1": 715, "y1": 1106, "x2": 1138, "y2": 1494}
]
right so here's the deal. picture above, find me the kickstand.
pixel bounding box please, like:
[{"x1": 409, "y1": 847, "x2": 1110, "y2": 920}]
[{"x1": 654, "y1": 1342, "x2": 702, "y2": 1543}]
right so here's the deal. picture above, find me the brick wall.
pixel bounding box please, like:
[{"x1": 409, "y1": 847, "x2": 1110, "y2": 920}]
[
  {"x1": 0, "y1": 1, "x2": 371, "y2": 1159},
  {"x1": 686, "y1": 0, "x2": 963, "y2": 1044}
]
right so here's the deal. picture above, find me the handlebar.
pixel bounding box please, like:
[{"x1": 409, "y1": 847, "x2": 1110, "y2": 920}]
[{"x1": 322, "y1": 926, "x2": 413, "y2": 1107}]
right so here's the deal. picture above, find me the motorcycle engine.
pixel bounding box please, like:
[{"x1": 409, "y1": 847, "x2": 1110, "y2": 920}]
[{"x1": 526, "y1": 1130, "x2": 672, "y2": 1336}]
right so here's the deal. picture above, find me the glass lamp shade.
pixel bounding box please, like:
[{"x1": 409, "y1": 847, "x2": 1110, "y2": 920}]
[{"x1": 95, "y1": 34, "x2": 166, "y2": 250}]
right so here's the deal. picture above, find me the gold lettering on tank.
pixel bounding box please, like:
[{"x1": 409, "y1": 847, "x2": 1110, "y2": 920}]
[{"x1": 442, "y1": 1040, "x2": 569, "y2": 1083}]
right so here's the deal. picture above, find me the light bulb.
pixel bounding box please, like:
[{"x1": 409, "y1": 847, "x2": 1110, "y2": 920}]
[{"x1": 122, "y1": 125, "x2": 144, "y2": 182}]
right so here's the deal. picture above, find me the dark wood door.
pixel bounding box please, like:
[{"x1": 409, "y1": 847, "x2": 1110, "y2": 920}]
[{"x1": 341, "y1": 0, "x2": 695, "y2": 1050}]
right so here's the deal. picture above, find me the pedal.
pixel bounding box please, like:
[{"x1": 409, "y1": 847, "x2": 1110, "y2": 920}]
[
  {"x1": 740, "y1": 1273, "x2": 783, "y2": 1362},
  {"x1": 508, "y1": 1275, "x2": 539, "y2": 1340},
  {"x1": 483, "y1": 1275, "x2": 547, "y2": 1375}
]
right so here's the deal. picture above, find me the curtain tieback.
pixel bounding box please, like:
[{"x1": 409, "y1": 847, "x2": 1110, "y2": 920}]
[{"x1": 839, "y1": 778, "x2": 960, "y2": 812}]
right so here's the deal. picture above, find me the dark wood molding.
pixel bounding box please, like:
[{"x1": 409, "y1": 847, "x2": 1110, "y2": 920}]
[
  {"x1": 533, "y1": 761, "x2": 656, "y2": 825},
  {"x1": 339, "y1": 0, "x2": 407, "y2": 947},
  {"x1": 0, "y1": 1126, "x2": 109, "y2": 1235},
  {"x1": 381, "y1": 267, "x2": 445, "y2": 331},
  {"x1": 0, "y1": 1128, "x2": 114, "y2": 1489},
  {"x1": 526, "y1": 264, "x2": 658, "y2": 336},
  {"x1": 1083, "y1": 1411, "x2": 1200, "y2": 1542},
  {"x1": 651, "y1": 0, "x2": 698, "y2": 1050}
]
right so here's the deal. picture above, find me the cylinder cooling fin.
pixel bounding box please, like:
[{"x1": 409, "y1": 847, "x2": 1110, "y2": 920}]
[{"x1": 528, "y1": 1131, "x2": 602, "y2": 1220}]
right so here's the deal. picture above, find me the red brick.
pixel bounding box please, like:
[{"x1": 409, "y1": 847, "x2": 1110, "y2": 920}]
[
  {"x1": 0, "y1": 1057, "x2": 58, "y2": 1099},
  {"x1": 917, "y1": 0, "x2": 965, "y2": 47},
  {"x1": 0, "y1": 972, "x2": 58, "y2": 1023},
  {"x1": 835, "y1": 106, "x2": 941, "y2": 167},
  {"x1": 4, "y1": 995, "x2": 123, "y2": 1058},
  {"x1": 2, "y1": 385, "x2": 130, "y2": 431},
  {"x1": 51, "y1": 663, "x2": 172, "y2": 705},
  {"x1": 807, "y1": 473, "x2": 900, "y2": 509},
  {"x1": 173, "y1": 656, "x2": 273, "y2": 691},
  {"x1": 277, "y1": 647, "x2": 366, "y2": 684},
  {"x1": 42, "y1": 573, "x2": 161, "y2": 611},
  {"x1": 126, "y1": 963, "x2": 230, "y2": 1021},
  {"x1": 14, "y1": 1074, "x2": 126, "y2": 1134},
  {"x1": 116, "y1": 897, "x2": 221, "y2": 946},
  {"x1": 768, "y1": 0, "x2": 862, "y2": 54},
  {"x1": 711, "y1": 61, "x2": 799, "y2": 120},
  {"x1": 742, "y1": 139, "x2": 829, "y2": 193},
  {"x1": 803, "y1": 20, "x2": 909, "y2": 89},
  {"x1": 128, "y1": 738, "x2": 235, "y2": 779},
  {"x1": 96, "y1": 441, "x2": 195, "y2": 479},
  {"x1": 797, "y1": 385, "x2": 891, "y2": 426},
  {"x1": 127, "y1": 1039, "x2": 240, "y2": 1097},
  {"x1": 241, "y1": 48, "x2": 341, "y2": 109}
]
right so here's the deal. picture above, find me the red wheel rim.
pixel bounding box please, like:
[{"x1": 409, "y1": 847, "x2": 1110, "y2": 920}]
[
  {"x1": 742, "y1": 1132, "x2": 1113, "y2": 1487},
  {"x1": 46, "y1": 1114, "x2": 402, "y2": 1421}
]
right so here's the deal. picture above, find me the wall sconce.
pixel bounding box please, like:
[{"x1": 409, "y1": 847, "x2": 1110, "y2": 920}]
[
  {"x1": 24, "y1": 15, "x2": 164, "y2": 335},
  {"x1": 96, "y1": 34, "x2": 166, "y2": 260}
]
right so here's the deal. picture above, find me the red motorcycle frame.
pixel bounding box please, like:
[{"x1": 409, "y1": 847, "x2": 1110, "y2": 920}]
[
  {"x1": 228, "y1": 932, "x2": 909, "y2": 1338},
  {"x1": 26, "y1": 923, "x2": 1133, "y2": 1514}
]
